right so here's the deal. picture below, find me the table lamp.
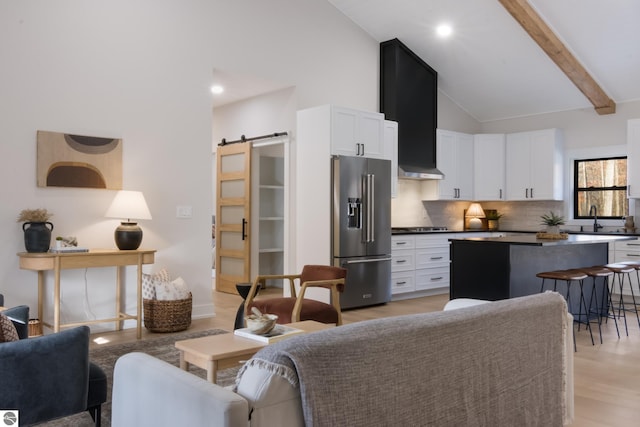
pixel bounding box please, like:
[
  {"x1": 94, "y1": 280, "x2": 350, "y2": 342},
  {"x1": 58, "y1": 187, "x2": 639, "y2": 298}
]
[
  {"x1": 105, "y1": 190, "x2": 152, "y2": 250},
  {"x1": 466, "y1": 203, "x2": 485, "y2": 229}
]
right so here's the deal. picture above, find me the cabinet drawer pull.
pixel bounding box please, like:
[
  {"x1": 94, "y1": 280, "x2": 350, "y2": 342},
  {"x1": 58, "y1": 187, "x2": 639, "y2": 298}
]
[
  {"x1": 430, "y1": 276, "x2": 444, "y2": 281},
  {"x1": 396, "y1": 241, "x2": 407, "y2": 245},
  {"x1": 626, "y1": 243, "x2": 640, "y2": 246},
  {"x1": 396, "y1": 259, "x2": 407, "y2": 263},
  {"x1": 625, "y1": 254, "x2": 640, "y2": 257},
  {"x1": 430, "y1": 256, "x2": 443, "y2": 260},
  {"x1": 395, "y1": 281, "x2": 407, "y2": 285}
]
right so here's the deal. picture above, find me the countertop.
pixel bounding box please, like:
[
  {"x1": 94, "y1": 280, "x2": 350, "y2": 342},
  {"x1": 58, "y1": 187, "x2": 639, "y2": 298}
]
[
  {"x1": 449, "y1": 233, "x2": 635, "y2": 246},
  {"x1": 391, "y1": 228, "x2": 640, "y2": 237}
]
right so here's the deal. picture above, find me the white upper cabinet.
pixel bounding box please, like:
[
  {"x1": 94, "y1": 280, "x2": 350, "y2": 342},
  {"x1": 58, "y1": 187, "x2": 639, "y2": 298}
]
[
  {"x1": 331, "y1": 106, "x2": 385, "y2": 159},
  {"x1": 505, "y1": 128, "x2": 563, "y2": 201},
  {"x1": 474, "y1": 134, "x2": 506, "y2": 201},
  {"x1": 423, "y1": 129, "x2": 474, "y2": 200},
  {"x1": 627, "y1": 119, "x2": 640, "y2": 198}
]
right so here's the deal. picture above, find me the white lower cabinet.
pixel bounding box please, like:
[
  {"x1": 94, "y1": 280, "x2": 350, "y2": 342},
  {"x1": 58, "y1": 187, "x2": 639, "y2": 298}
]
[
  {"x1": 391, "y1": 236, "x2": 416, "y2": 294},
  {"x1": 415, "y1": 235, "x2": 450, "y2": 291},
  {"x1": 391, "y1": 234, "x2": 450, "y2": 296},
  {"x1": 613, "y1": 238, "x2": 640, "y2": 296}
]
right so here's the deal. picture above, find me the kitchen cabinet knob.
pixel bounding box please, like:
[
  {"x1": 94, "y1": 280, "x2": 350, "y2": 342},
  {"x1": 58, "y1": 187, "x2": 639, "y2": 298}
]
[
  {"x1": 430, "y1": 276, "x2": 443, "y2": 281},
  {"x1": 430, "y1": 256, "x2": 443, "y2": 260},
  {"x1": 396, "y1": 259, "x2": 407, "y2": 263}
]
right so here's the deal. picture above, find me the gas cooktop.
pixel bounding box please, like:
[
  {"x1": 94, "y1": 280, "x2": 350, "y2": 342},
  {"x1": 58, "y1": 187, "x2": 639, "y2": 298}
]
[{"x1": 392, "y1": 226, "x2": 449, "y2": 233}]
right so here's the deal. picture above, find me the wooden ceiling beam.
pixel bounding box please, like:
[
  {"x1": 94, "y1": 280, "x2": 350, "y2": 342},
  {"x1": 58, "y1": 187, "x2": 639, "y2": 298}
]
[{"x1": 498, "y1": 0, "x2": 616, "y2": 115}]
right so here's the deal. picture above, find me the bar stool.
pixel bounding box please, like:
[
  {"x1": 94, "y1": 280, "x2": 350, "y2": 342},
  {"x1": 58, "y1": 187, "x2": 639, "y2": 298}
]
[
  {"x1": 537, "y1": 269, "x2": 592, "y2": 348},
  {"x1": 602, "y1": 263, "x2": 640, "y2": 335},
  {"x1": 617, "y1": 260, "x2": 640, "y2": 320},
  {"x1": 577, "y1": 266, "x2": 616, "y2": 342}
]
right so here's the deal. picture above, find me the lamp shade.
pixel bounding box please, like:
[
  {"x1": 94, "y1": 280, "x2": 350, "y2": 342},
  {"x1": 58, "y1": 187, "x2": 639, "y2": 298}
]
[
  {"x1": 105, "y1": 190, "x2": 152, "y2": 221},
  {"x1": 465, "y1": 203, "x2": 485, "y2": 218},
  {"x1": 105, "y1": 191, "x2": 152, "y2": 250}
]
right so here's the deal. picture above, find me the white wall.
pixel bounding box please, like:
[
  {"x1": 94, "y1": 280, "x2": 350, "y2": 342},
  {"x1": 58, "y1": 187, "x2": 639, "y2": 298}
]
[
  {"x1": 0, "y1": 0, "x2": 381, "y2": 332},
  {"x1": 480, "y1": 100, "x2": 640, "y2": 149},
  {"x1": 437, "y1": 91, "x2": 482, "y2": 134}
]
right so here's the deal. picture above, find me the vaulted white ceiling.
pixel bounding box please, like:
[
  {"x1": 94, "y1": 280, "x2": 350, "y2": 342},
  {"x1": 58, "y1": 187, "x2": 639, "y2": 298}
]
[{"x1": 328, "y1": 0, "x2": 640, "y2": 122}]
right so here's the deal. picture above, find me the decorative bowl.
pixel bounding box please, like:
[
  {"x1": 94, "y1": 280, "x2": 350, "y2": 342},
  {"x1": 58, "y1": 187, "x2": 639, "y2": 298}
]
[{"x1": 245, "y1": 313, "x2": 278, "y2": 335}]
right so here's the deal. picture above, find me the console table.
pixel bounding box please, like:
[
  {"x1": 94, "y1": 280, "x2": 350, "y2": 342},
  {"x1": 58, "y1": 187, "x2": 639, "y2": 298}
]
[{"x1": 18, "y1": 249, "x2": 156, "y2": 339}]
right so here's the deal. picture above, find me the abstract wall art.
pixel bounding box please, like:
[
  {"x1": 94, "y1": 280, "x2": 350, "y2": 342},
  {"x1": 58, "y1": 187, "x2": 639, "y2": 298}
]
[{"x1": 37, "y1": 130, "x2": 123, "y2": 189}]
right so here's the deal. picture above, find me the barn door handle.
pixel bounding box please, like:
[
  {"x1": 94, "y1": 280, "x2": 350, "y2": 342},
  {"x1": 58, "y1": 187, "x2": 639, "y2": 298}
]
[{"x1": 242, "y1": 218, "x2": 247, "y2": 240}]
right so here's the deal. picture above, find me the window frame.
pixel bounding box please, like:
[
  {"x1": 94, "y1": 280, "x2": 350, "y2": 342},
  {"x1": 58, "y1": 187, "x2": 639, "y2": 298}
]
[{"x1": 573, "y1": 155, "x2": 628, "y2": 220}]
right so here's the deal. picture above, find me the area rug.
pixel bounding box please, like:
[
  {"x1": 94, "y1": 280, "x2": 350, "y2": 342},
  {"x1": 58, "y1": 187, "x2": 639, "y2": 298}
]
[{"x1": 41, "y1": 328, "x2": 235, "y2": 427}]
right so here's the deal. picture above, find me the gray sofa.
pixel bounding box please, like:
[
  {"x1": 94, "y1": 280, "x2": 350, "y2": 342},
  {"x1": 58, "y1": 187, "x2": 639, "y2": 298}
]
[{"x1": 112, "y1": 292, "x2": 573, "y2": 427}]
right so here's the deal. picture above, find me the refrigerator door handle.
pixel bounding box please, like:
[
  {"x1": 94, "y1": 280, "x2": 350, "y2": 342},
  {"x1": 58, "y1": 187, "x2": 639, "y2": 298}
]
[
  {"x1": 343, "y1": 257, "x2": 392, "y2": 265},
  {"x1": 364, "y1": 173, "x2": 375, "y2": 243}
]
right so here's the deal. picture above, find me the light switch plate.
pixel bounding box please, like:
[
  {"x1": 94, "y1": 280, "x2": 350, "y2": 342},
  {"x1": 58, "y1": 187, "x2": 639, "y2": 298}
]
[{"x1": 176, "y1": 205, "x2": 192, "y2": 218}]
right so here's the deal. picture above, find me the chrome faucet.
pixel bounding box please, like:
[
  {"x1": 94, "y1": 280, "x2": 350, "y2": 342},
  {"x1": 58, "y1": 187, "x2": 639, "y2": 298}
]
[{"x1": 590, "y1": 205, "x2": 603, "y2": 232}]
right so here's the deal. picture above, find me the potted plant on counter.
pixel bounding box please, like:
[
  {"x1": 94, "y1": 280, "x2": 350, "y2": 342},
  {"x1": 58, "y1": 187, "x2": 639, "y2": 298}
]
[
  {"x1": 485, "y1": 210, "x2": 504, "y2": 231},
  {"x1": 17, "y1": 208, "x2": 54, "y2": 253},
  {"x1": 540, "y1": 211, "x2": 565, "y2": 235}
]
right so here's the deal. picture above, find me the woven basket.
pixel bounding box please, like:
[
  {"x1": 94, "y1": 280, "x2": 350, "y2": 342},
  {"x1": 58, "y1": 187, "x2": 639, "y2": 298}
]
[
  {"x1": 28, "y1": 319, "x2": 43, "y2": 337},
  {"x1": 143, "y1": 293, "x2": 192, "y2": 333}
]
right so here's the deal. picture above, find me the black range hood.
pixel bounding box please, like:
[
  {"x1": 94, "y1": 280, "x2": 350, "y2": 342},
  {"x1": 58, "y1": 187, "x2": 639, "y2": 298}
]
[{"x1": 380, "y1": 38, "x2": 443, "y2": 180}]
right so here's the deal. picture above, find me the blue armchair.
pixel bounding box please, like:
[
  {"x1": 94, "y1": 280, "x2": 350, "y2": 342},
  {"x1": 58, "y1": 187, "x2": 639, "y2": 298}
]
[{"x1": 0, "y1": 326, "x2": 107, "y2": 426}]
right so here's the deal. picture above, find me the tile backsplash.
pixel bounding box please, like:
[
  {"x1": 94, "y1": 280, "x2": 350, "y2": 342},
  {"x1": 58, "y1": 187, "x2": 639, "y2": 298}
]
[{"x1": 391, "y1": 179, "x2": 638, "y2": 232}]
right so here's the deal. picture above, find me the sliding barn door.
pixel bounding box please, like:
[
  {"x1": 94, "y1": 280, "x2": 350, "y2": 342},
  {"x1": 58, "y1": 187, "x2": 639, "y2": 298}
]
[{"x1": 215, "y1": 142, "x2": 251, "y2": 294}]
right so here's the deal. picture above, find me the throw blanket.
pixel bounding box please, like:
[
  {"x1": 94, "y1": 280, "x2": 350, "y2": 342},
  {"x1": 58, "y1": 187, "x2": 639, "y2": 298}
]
[{"x1": 239, "y1": 292, "x2": 571, "y2": 427}]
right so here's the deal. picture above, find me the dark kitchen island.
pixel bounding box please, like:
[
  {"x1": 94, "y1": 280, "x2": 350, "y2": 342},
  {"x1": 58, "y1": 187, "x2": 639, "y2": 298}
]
[{"x1": 449, "y1": 234, "x2": 634, "y2": 307}]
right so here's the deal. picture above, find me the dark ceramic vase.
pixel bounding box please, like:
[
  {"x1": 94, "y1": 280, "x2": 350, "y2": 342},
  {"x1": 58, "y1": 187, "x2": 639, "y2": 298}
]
[{"x1": 23, "y1": 222, "x2": 54, "y2": 253}]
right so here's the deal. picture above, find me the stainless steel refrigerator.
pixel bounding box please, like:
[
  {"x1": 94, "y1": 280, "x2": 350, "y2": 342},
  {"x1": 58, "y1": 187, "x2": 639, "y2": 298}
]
[{"x1": 332, "y1": 155, "x2": 392, "y2": 309}]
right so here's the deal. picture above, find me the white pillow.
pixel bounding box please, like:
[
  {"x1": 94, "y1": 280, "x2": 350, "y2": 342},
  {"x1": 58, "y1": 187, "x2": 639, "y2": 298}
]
[
  {"x1": 155, "y1": 276, "x2": 190, "y2": 300},
  {"x1": 142, "y1": 268, "x2": 171, "y2": 300}
]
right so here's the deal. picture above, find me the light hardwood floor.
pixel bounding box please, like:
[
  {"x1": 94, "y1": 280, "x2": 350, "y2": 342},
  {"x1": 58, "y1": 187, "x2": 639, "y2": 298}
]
[{"x1": 91, "y1": 289, "x2": 640, "y2": 426}]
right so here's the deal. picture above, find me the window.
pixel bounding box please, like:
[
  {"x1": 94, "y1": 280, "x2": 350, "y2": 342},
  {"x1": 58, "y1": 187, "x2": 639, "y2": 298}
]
[{"x1": 574, "y1": 157, "x2": 628, "y2": 219}]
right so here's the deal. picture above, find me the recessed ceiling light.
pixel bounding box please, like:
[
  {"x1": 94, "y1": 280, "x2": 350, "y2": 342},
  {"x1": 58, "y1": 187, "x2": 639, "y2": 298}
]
[
  {"x1": 210, "y1": 85, "x2": 224, "y2": 95},
  {"x1": 436, "y1": 23, "x2": 453, "y2": 38}
]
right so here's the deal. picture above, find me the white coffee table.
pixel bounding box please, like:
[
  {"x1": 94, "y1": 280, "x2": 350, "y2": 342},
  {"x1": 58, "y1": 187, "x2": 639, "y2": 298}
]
[{"x1": 175, "y1": 320, "x2": 331, "y2": 383}]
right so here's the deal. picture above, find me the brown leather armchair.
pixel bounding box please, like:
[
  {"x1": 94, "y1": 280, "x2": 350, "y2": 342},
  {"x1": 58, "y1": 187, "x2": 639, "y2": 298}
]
[{"x1": 245, "y1": 265, "x2": 347, "y2": 326}]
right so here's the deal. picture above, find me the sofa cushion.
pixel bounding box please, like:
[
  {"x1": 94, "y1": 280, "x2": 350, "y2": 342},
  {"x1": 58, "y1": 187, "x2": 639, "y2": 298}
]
[{"x1": 0, "y1": 313, "x2": 19, "y2": 342}]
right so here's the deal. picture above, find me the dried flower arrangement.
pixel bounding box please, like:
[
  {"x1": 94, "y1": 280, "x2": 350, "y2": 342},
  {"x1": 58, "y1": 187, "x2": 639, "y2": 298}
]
[{"x1": 17, "y1": 208, "x2": 53, "y2": 223}]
